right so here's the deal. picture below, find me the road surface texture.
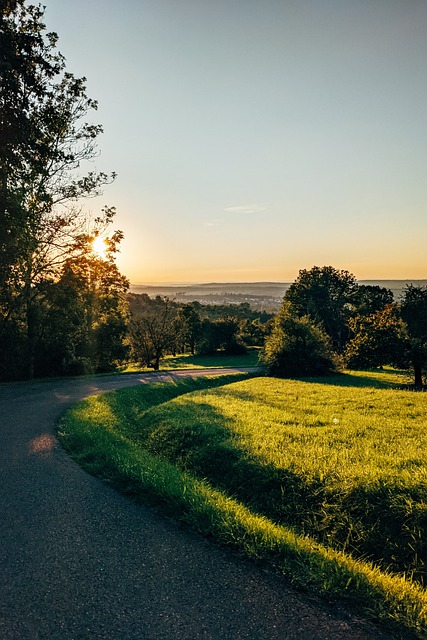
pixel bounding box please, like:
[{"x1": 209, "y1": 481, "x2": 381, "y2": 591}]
[{"x1": 0, "y1": 369, "x2": 397, "y2": 640}]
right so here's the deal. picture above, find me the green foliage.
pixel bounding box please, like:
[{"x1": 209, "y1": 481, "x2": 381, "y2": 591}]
[
  {"x1": 0, "y1": 2, "x2": 127, "y2": 380},
  {"x1": 260, "y1": 303, "x2": 339, "y2": 376},
  {"x1": 401, "y1": 285, "x2": 427, "y2": 388},
  {"x1": 238, "y1": 317, "x2": 266, "y2": 346},
  {"x1": 127, "y1": 294, "x2": 252, "y2": 368},
  {"x1": 345, "y1": 304, "x2": 407, "y2": 370},
  {"x1": 284, "y1": 265, "x2": 359, "y2": 352},
  {"x1": 353, "y1": 285, "x2": 394, "y2": 316},
  {"x1": 58, "y1": 371, "x2": 427, "y2": 637},
  {"x1": 127, "y1": 294, "x2": 270, "y2": 357},
  {"x1": 129, "y1": 297, "x2": 177, "y2": 370},
  {"x1": 176, "y1": 303, "x2": 202, "y2": 354},
  {"x1": 197, "y1": 317, "x2": 247, "y2": 356}
]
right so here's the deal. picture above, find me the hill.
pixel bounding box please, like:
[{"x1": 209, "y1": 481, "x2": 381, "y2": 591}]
[{"x1": 129, "y1": 280, "x2": 427, "y2": 310}]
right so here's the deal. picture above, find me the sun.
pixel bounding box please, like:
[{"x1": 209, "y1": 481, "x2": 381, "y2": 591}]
[{"x1": 92, "y1": 236, "x2": 108, "y2": 259}]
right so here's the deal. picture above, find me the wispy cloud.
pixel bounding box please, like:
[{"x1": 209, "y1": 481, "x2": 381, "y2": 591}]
[{"x1": 224, "y1": 204, "x2": 267, "y2": 214}]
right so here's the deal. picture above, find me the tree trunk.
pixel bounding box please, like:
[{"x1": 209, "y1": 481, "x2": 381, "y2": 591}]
[
  {"x1": 414, "y1": 362, "x2": 423, "y2": 389},
  {"x1": 26, "y1": 299, "x2": 36, "y2": 380}
]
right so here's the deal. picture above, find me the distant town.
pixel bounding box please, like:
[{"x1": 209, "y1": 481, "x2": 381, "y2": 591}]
[{"x1": 130, "y1": 280, "x2": 427, "y2": 311}]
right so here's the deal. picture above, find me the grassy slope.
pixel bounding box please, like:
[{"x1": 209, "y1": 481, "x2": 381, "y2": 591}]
[
  {"x1": 136, "y1": 375, "x2": 427, "y2": 576},
  {"x1": 57, "y1": 369, "x2": 427, "y2": 639}
]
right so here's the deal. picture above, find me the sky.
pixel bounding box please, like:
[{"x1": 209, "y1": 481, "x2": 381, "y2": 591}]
[{"x1": 43, "y1": 0, "x2": 427, "y2": 284}]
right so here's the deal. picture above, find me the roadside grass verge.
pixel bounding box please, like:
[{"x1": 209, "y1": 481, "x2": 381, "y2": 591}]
[{"x1": 57, "y1": 369, "x2": 427, "y2": 638}]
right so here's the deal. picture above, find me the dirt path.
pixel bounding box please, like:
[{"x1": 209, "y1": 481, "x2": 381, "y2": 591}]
[{"x1": 0, "y1": 370, "x2": 396, "y2": 639}]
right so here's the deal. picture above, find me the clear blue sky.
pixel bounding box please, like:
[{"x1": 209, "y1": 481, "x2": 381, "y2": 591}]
[{"x1": 44, "y1": 0, "x2": 427, "y2": 283}]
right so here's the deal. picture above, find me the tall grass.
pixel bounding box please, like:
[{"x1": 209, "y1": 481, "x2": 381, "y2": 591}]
[{"x1": 58, "y1": 369, "x2": 427, "y2": 638}]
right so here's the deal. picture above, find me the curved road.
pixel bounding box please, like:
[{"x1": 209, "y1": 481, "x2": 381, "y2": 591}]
[{"x1": 0, "y1": 369, "x2": 395, "y2": 640}]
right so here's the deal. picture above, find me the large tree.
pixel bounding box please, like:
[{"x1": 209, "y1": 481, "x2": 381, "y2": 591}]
[
  {"x1": 284, "y1": 266, "x2": 359, "y2": 352},
  {"x1": 0, "y1": 1, "x2": 121, "y2": 378}
]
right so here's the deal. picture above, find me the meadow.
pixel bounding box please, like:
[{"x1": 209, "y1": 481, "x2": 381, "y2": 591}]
[
  {"x1": 119, "y1": 348, "x2": 260, "y2": 372},
  {"x1": 58, "y1": 369, "x2": 427, "y2": 638}
]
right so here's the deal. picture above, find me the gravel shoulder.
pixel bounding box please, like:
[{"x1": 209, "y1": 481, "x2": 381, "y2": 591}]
[{"x1": 0, "y1": 370, "x2": 397, "y2": 639}]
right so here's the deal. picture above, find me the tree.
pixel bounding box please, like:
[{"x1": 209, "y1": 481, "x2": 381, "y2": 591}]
[
  {"x1": 176, "y1": 303, "x2": 202, "y2": 354},
  {"x1": 344, "y1": 304, "x2": 406, "y2": 370},
  {"x1": 129, "y1": 297, "x2": 177, "y2": 370},
  {"x1": 0, "y1": 1, "x2": 119, "y2": 378},
  {"x1": 284, "y1": 266, "x2": 358, "y2": 352},
  {"x1": 9, "y1": 219, "x2": 130, "y2": 378},
  {"x1": 400, "y1": 285, "x2": 427, "y2": 388},
  {"x1": 57, "y1": 232, "x2": 129, "y2": 373},
  {"x1": 352, "y1": 285, "x2": 394, "y2": 316},
  {"x1": 260, "y1": 303, "x2": 338, "y2": 377},
  {"x1": 196, "y1": 318, "x2": 247, "y2": 356},
  {"x1": 239, "y1": 317, "x2": 266, "y2": 346}
]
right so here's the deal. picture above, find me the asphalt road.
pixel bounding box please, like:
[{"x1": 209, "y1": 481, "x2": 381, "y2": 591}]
[{"x1": 0, "y1": 369, "x2": 396, "y2": 639}]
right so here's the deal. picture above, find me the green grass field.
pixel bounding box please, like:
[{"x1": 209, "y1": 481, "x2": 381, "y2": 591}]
[
  {"x1": 119, "y1": 348, "x2": 261, "y2": 373},
  {"x1": 58, "y1": 369, "x2": 427, "y2": 638}
]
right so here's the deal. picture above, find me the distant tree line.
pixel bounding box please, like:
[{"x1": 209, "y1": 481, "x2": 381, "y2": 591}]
[
  {"x1": 127, "y1": 294, "x2": 271, "y2": 370},
  {"x1": 261, "y1": 266, "x2": 427, "y2": 388}
]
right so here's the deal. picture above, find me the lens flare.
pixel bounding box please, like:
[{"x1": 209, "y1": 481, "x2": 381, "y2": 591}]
[{"x1": 92, "y1": 236, "x2": 107, "y2": 259}]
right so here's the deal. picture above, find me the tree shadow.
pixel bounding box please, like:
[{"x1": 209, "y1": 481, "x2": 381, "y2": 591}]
[
  {"x1": 287, "y1": 369, "x2": 412, "y2": 390},
  {"x1": 133, "y1": 395, "x2": 427, "y2": 584},
  {"x1": 160, "y1": 349, "x2": 260, "y2": 370}
]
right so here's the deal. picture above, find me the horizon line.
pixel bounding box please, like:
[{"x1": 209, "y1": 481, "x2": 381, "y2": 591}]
[{"x1": 130, "y1": 278, "x2": 427, "y2": 287}]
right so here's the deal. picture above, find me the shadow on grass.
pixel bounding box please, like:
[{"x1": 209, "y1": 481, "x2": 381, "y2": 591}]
[
  {"x1": 125, "y1": 392, "x2": 427, "y2": 585},
  {"x1": 119, "y1": 348, "x2": 261, "y2": 373},
  {"x1": 162, "y1": 349, "x2": 260, "y2": 370},
  {"x1": 288, "y1": 369, "x2": 412, "y2": 390}
]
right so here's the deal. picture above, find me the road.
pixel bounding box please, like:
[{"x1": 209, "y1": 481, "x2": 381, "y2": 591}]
[{"x1": 0, "y1": 369, "x2": 396, "y2": 639}]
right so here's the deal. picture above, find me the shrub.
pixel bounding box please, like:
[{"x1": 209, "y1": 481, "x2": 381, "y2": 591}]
[{"x1": 260, "y1": 304, "x2": 339, "y2": 377}]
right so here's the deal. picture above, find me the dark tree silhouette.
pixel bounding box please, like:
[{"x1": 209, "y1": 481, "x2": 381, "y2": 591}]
[
  {"x1": 0, "y1": 1, "x2": 125, "y2": 379},
  {"x1": 401, "y1": 285, "x2": 427, "y2": 388}
]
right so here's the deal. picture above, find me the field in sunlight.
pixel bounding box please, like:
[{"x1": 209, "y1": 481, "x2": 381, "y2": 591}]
[
  {"x1": 130, "y1": 373, "x2": 427, "y2": 581},
  {"x1": 58, "y1": 369, "x2": 427, "y2": 637}
]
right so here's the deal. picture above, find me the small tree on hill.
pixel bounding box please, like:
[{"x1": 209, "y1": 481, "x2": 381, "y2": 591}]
[
  {"x1": 284, "y1": 266, "x2": 358, "y2": 352},
  {"x1": 260, "y1": 303, "x2": 339, "y2": 377}
]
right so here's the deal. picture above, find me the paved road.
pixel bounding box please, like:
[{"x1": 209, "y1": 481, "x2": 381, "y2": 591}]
[{"x1": 0, "y1": 369, "x2": 396, "y2": 639}]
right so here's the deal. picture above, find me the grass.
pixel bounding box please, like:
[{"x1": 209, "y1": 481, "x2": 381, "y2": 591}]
[
  {"x1": 57, "y1": 368, "x2": 427, "y2": 639},
  {"x1": 119, "y1": 347, "x2": 260, "y2": 373}
]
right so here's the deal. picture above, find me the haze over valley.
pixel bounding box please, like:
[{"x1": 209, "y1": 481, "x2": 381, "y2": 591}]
[{"x1": 130, "y1": 280, "x2": 427, "y2": 310}]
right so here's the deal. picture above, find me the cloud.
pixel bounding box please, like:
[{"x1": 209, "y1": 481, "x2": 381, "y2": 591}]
[{"x1": 224, "y1": 204, "x2": 267, "y2": 214}]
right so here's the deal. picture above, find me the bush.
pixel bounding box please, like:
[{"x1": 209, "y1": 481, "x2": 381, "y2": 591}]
[{"x1": 260, "y1": 304, "x2": 339, "y2": 377}]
